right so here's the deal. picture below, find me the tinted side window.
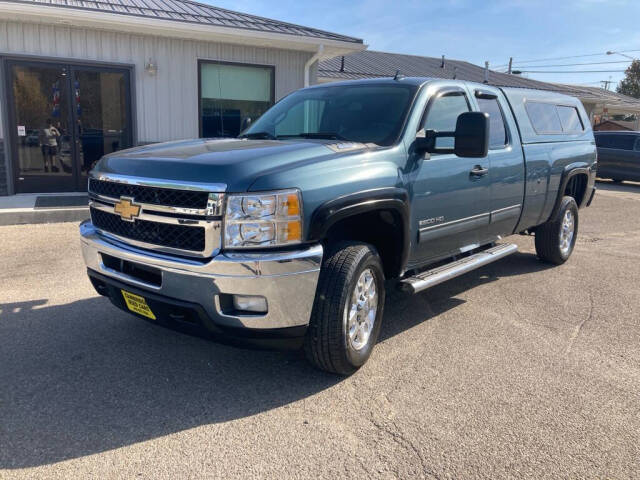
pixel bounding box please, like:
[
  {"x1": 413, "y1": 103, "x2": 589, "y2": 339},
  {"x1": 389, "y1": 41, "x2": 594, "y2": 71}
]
[
  {"x1": 525, "y1": 101, "x2": 562, "y2": 134},
  {"x1": 612, "y1": 134, "x2": 637, "y2": 150},
  {"x1": 477, "y1": 97, "x2": 508, "y2": 148},
  {"x1": 557, "y1": 105, "x2": 584, "y2": 132},
  {"x1": 424, "y1": 92, "x2": 470, "y2": 149}
]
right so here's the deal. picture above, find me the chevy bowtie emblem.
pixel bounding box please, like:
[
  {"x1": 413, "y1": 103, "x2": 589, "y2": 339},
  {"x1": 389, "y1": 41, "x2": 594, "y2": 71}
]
[{"x1": 114, "y1": 197, "x2": 141, "y2": 221}]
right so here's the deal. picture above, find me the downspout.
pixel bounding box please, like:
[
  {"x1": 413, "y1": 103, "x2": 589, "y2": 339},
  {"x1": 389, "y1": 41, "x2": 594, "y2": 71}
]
[{"x1": 304, "y1": 44, "x2": 325, "y2": 87}]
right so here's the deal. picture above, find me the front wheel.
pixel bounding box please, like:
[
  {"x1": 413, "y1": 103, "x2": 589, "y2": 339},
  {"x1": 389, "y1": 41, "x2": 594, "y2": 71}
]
[
  {"x1": 304, "y1": 242, "x2": 385, "y2": 375},
  {"x1": 534, "y1": 196, "x2": 579, "y2": 265}
]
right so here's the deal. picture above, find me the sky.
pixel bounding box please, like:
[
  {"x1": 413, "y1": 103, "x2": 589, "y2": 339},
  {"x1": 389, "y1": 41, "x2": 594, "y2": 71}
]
[{"x1": 207, "y1": 0, "x2": 640, "y2": 90}]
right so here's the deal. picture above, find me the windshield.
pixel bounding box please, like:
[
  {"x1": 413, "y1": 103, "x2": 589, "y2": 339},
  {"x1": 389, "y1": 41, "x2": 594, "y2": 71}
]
[{"x1": 241, "y1": 83, "x2": 418, "y2": 146}]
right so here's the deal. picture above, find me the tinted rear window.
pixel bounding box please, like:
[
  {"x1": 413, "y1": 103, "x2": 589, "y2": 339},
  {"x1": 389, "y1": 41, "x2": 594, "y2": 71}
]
[
  {"x1": 557, "y1": 106, "x2": 584, "y2": 132},
  {"x1": 525, "y1": 102, "x2": 562, "y2": 133}
]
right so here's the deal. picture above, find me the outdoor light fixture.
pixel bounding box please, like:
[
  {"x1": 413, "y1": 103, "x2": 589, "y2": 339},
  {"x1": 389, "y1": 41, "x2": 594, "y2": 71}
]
[
  {"x1": 606, "y1": 51, "x2": 636, "y2": 60},
  {"x1": 145, "y1": 58, "x2": 157, "y2": 76}
]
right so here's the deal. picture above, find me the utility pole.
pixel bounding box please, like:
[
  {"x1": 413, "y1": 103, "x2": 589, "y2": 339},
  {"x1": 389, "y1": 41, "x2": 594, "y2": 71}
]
[
  {"x1": 507, "y1": 57, "x2": 513, "y2": 74},
  {"x1": 600, "y1": 80, "x2": 612, "y2": 90},
  {"x1": 484, "y1": 61, "x2": 489, "y2": 83}
]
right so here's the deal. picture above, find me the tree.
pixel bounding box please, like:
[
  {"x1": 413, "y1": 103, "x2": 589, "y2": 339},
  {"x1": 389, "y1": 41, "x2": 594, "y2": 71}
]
[{"x1": 617, "y1": 60, "x2": 640, "y2": 98}]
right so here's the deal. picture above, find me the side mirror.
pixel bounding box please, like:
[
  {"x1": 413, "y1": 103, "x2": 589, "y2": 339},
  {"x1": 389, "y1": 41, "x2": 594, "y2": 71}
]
[
  {"x1": 454, "y1": 112, "x2": 489, "y2": 158},
  {"x1": 413, "y1": 133, "x2": 434, "y2": 154},
  {"x1": 413, "y1": 112, "x2": 489, "y2": 157}
]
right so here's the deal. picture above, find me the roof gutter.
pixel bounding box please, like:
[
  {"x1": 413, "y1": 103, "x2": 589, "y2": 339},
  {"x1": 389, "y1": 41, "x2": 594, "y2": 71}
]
[
  {"x1": 0, "y1": 3, "x2": 365, "y2": 55},
  {"x1": 304, "y1": 44, "x2": 324, "y2": 87}
]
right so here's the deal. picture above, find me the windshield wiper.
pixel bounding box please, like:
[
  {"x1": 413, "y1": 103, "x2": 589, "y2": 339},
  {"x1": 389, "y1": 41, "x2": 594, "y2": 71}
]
[
  {"x1": 239, "y1": 131, "x2": 277, "y2": 140},
  {"x1": 278, "y1": 132, "x2": 348, "y2": 141},
  {"x1": 241, "y1": 131, "x2": 352, "y2": 142}
]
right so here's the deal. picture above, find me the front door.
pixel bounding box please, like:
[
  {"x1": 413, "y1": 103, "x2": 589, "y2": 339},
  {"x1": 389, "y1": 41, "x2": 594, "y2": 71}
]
[
  {"x1": 409, "y1": 86, "x2": 491, "y2": 266},
  {"x1": 5, "y1": 59, "x2": 133, "y2": 193}
]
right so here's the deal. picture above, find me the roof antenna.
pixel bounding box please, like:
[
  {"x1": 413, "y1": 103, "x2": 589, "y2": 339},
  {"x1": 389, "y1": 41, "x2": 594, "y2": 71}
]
[
  {"x1": 394, "y1": 69, "x2": 404, "y2": 80},
  {"x1": 340, "y1": 56, "x2": 345, "y2": 73},
  {"x1": 441, "y1": 55, "x2": 445, "y2": 68}
]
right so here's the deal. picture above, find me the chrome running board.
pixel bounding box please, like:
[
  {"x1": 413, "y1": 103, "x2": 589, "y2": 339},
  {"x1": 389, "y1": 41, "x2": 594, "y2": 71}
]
[{"x1": 399, "y1": 243, "x2": 518, "y2": 294}]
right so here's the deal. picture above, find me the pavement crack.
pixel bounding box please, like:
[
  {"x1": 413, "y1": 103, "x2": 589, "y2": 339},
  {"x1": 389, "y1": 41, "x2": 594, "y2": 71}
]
[
  {"x1": 370, "y1": 418, "x2": 440, "y2": 479},
  {"x1": 565, "y1": 291, "x2": 594, "y2": 356}
]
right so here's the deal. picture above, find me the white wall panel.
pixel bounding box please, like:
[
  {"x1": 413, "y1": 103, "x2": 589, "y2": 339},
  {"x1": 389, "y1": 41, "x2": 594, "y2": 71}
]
[{"x1": 0, "y1": 20, "x2": 314, "y2": 143}]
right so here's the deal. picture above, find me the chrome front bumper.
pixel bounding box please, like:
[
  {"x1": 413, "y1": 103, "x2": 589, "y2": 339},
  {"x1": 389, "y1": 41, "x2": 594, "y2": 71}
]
[{"x1": 80, "y1": 221, "x2": 323, "y2": 330}]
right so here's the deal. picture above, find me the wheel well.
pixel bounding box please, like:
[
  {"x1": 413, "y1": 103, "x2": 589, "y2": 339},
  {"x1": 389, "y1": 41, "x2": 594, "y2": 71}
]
[
  {"x1": 323, "y1": 210, "x2": 405, "y2": 279},
  {"x1": 564, "y1": 174, "x2": 588, "y2": 206}
]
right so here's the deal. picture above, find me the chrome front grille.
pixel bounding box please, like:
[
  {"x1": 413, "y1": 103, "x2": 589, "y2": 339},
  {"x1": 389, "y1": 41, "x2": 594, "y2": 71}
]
[
  {"x1": 90, "y1": 207, "x2": 206, "y2": 252},
  {"x1": 89, "y1": 178, "x2": 210, "y2": 210},
  {"x1": 88, "y1": 174, "x2": 224, "y2": 258}
]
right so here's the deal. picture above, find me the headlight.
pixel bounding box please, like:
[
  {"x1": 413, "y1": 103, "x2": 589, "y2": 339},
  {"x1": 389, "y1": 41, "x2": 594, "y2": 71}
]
[{"x1": 224, "y1": 189, "x2": 303, "y2": 249}]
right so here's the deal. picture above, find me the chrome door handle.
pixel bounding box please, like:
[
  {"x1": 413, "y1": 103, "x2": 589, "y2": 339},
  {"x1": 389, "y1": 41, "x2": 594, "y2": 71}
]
[{"x1": 470, "y1": 165, "x2": 489, "y2": 177}]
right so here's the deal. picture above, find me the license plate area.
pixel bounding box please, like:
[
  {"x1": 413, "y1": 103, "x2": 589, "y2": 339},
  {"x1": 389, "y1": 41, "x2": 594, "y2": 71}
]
[
  {"x1": 121, "y1": 290, "x2": 156, "y2": 320},
  {"x1": 102, "y1": 253, "x2": 162, "y2": 287}
]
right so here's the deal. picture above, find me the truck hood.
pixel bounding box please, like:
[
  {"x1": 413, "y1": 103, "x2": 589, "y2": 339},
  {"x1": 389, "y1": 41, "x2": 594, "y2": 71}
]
[{"x1": 93, "y1": 138, "x2": 371, "y2": 192}]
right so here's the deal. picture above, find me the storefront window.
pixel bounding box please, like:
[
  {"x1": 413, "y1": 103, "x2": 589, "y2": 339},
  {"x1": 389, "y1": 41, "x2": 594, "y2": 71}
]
[{"x1": 199, "y1": 61, "x2": 274, "y2": 138}]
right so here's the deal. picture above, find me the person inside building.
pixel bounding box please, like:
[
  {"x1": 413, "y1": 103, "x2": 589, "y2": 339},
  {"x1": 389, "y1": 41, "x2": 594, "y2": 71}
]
[{"x1": 42, "y1": 119, "x2": 60, "y2": 173}]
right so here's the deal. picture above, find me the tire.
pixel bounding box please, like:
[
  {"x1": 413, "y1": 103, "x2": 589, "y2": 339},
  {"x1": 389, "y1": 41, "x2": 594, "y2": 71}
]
[
  {"x1": 534, "y1": 196, "x2": 579, "y2": 265},
  {"x1": 304, "y1": 242, "x2": 386, "y2": 375}
]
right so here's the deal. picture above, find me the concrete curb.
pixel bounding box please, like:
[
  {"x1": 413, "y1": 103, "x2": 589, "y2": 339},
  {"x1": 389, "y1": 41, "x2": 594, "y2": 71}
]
[{"x1": 0, "y1": 207, "x2": 89, "y2": 226}]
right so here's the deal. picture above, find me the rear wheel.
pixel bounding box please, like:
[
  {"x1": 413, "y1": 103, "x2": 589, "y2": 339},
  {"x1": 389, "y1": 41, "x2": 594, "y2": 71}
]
[
  {"x1": 534, "y1": 196, "x2": 579, "y2": 265},
  {"x1": 304, "y1": 242, "x2": 385, "y2": 375}
]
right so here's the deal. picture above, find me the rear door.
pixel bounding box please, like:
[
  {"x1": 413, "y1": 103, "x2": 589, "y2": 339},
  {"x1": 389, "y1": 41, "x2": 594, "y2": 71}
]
[
  {"x1": 472, "y1": 87, "x2": 525, "y2": 238},
  {"x1": 409, "y1": 85, "x2": 491, "y2": 265},
  {"x1": 631, "y1": 137, "x2": 640, "y2": 181},
  {"x1": 596, "y1": 133, "x2": 637, "y2": 180},
  {"x1": 622, "y1": 135, "x2": 640, "y2": 182}
]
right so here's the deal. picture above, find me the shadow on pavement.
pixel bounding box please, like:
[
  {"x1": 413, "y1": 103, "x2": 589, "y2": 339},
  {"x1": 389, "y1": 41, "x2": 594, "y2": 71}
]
[
  {"x1": 596, "y1": 178, "x2": 640, "y2": 193},
  {"x1": 380, "y1": 251, "x2": 552, "y2": 341},
  {"x1": 0, "y1": 251, "x2": 549, "y2": 468}
]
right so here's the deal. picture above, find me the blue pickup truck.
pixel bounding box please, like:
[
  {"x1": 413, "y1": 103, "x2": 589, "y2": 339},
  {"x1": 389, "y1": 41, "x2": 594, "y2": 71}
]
[{"x1": 80, "y1": 77, "x2": 597, "y2": 374}]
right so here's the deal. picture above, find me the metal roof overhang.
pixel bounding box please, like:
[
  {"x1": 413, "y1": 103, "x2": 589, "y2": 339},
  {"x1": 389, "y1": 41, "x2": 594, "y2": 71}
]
[{"x1": 0, "y1": 2, "x2": 367, "y2": 57}]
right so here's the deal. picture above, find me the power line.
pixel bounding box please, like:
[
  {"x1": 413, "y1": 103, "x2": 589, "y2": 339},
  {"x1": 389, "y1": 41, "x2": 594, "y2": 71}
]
[
  {"x1": 514, "y1": 69, "x2": 627, "y2": 74},
  {"x1": 492, "y1": 48, "x2": 640, "y2": 68},
  {"x1": 512, "y1": 60, "x2": 632, "y2": 68}
]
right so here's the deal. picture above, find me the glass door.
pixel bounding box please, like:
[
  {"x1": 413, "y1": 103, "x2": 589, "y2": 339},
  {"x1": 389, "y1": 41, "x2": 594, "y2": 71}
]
[
  {"x1": 6, "y1": 60, "x2": 133, "y2": 193},
  {"x1": 71, "y1": 67, "x2": 133, "y2": 187},
  {"x1": 8, "y1": 62, "x2": 76, "y2": 193}
]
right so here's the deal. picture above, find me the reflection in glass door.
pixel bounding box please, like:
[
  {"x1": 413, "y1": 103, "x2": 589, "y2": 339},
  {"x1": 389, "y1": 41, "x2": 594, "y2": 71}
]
[
  {"x1": 6, "y1": 60, "x2": 133, "y2": 193},
  {"x1": 73, "y1": 68, "x2": 132, "y2": 185},
  {"x1": 9, "y1": 63, "x2": 75, "y2": 192}
]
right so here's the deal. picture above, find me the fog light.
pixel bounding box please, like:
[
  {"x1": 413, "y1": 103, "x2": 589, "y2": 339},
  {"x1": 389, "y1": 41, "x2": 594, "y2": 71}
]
[{"x1": 232, "y1": 295, "x2": 268, "y2": 314}]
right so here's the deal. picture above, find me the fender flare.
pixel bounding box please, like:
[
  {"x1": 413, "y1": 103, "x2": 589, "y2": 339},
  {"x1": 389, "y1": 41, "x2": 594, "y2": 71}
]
[
  {"x1": 548, "y1": 164, "x2": 590, "y2": 221},
  {"x1": 308, "y1": 187, "x2": 411, "y2": 274}
]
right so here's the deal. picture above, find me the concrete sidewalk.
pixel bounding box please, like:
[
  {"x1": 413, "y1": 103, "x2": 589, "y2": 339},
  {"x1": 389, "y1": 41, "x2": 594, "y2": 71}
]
[{"x1": 0, "y1": 193, "x2": 89, "y2": 226}]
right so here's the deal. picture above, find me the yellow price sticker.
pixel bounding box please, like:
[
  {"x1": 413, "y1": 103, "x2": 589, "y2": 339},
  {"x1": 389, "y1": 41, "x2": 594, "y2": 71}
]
[{"x1": 121, "y1": 290, "x2": 156, "y2": 320}]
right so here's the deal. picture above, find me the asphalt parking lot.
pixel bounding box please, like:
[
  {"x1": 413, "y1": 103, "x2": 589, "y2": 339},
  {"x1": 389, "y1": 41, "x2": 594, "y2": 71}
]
[{"x1": 1, "y1": 180, "x2": 639, "y2": 479}]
